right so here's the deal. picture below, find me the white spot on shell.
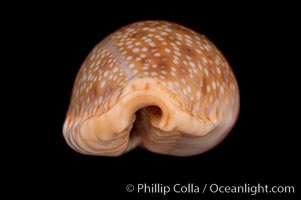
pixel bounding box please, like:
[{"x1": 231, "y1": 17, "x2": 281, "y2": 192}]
[
  {"x1": 174, "y1": 82, "x2": 180, "y2": 88},
  {"x1": 151, "y1": 72, "x2": 157, "y2": 76},
  {"x1": 161, "y1": 70, "x2": 167, "y2": 75},
  {"x1": 133, "y1": 48, "x2": 140, "y2": 53},
  {"x1": 133, "y1": 69, "x2": 138, "y2": 74},
  {"x1": 159, "y1": 75, "x2": 165, "y2": 79},
  {"x1": 164, "y1": 48, "x2": 171, "y2": 53},
  {"x1": 149, "y1": 42, "x2": 156, "y2": 47},
  {"x1": 212, "y1": 81, "x2": 216, "y2": 90},
  {"x1": 181, "y1": 78, "x2": 186, "y2": 84},
  {"x1": 100, "y1": 80, "x2": 106, "y2": 88},
  {"x1": 196, "y1": 91, "x2": 201, "y2": 100},
  {"x1": 103, "y1": 71, "x2": 109, "y2": 78},
  {"x1": 204, "y1": 68, "x2": 209, "y2": 77},
  {"x1": 174, "y1": 51, "x2": 181, "y2": 56},
  {"x1": 220, "y1": 85, "x2": 224, "y2": 94},
  {"x1": 142, "y1": 66, "x2": 149, "y2": 70},
  {"x1": 206, "y1": 85, "x2": 211, "y2": 93},
  {"x1": 129, "y1": 63, "x2": 135, "y2": 69},
  {"x1": 113, "y1": 67, "x2": 118, "y2": 73},
  {"x1": 189, "y1": 61, "x2": 196, "y2": 68},
  {"x1": 186, "y1": 86, "x2": 191, "y2": 93}
]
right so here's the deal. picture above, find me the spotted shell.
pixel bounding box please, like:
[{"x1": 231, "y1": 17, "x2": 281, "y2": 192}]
[{"x1": 63, "y1": 20, "x2": 240, "y2": 156}]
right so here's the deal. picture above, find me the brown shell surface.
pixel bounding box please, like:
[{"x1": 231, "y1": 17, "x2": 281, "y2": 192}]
[{"x1": 63, "y1": 21, "x2": 240, "y2": 156}]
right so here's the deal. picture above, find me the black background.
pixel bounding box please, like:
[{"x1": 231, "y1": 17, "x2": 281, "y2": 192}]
[{"x1": 15, "y1": 2, "x2": 299, "y2": 199}]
